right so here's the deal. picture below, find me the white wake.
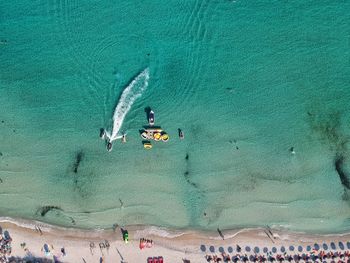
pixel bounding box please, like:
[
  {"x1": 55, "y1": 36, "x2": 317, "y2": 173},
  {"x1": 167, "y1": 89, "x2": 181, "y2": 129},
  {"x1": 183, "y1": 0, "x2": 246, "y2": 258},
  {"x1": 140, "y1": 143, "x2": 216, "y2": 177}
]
[{"x1": 106, "y1": 68, "x2": 150, "y2": 142}]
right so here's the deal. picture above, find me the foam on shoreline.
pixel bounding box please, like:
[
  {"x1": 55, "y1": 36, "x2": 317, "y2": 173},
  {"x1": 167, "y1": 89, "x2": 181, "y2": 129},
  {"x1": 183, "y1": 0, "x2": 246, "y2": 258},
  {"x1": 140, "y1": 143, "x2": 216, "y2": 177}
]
[
  {"x1": 2, "y1": 216, "x2": 350, "y2": 241},
  {"x1": 2, "y1": 216, "x2": 350, "y2": 263}
]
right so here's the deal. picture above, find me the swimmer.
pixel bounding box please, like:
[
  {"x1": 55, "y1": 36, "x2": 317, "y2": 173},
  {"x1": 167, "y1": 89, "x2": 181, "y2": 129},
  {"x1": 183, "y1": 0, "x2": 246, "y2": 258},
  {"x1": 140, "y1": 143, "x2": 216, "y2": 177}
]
[
  {"x1": 122, "y1": 133, "x2": 126, "y2": 143},
  {"x1": 290, "y1": 147, "x2": 295, "y2": 154}
]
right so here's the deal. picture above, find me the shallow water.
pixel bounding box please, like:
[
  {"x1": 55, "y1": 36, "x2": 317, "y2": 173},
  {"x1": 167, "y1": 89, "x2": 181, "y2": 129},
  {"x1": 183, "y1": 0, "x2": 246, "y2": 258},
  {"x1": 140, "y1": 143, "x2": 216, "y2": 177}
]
[{"x1": 0, "y1": 0, "x2": 350, "y2": 233}]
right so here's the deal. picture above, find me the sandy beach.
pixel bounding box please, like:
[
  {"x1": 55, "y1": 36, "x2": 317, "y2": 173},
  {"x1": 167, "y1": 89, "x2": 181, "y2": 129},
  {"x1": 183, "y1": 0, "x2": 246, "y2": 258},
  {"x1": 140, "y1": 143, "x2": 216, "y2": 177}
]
[{"x1": 1, "y1": 218, "x2": 350, "y2": 263}]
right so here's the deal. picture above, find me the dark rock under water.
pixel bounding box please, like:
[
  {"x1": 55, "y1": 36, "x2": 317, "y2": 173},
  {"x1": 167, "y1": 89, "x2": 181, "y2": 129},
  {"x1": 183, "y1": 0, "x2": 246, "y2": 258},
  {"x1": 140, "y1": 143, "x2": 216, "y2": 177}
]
[
  {"x1": 73, "y1": 151, "x2": 84, "y2": 173},
  {"x1": 37, "y1": 206, "x2": 62, "y2": 217},
  {"x1": 335, "y1": 155, "x2": 350, "y2": 190}
]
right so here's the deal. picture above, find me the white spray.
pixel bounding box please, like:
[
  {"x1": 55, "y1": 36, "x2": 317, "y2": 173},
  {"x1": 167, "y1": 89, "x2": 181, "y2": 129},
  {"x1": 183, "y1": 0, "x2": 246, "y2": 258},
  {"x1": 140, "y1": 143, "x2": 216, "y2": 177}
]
[{"x1": 105, "y1": 68, "x2": 149, "y2": 142}]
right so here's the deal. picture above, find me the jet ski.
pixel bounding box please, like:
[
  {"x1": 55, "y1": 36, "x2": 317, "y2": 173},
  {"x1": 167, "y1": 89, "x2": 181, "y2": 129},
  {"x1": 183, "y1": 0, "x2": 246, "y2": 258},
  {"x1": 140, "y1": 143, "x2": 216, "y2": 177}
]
[
  {"x1": 100, "y1": 128, "x2": 106, "y2": 140},
  {"x1": 148, "y1": 110, "x2": 155, "y2": 126},
  {"x1": 179, "y1": 129, "x2": 184, "y2": 139},
  {"x1": 107, "y1": 142, "x2": 113, "y2": 152}
]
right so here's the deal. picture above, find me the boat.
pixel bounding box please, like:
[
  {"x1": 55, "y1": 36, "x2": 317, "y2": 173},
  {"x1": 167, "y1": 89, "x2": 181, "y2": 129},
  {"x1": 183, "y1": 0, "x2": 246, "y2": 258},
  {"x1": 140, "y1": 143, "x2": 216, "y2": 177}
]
[
  {"x1": 106, "y1": 142, "x2": 113, "y2": 152},
  {"x1": 141, "y1": 131, "x2": 150, "y2": 140},
  {"x1": 143, "y1": 142, "x2": 152, "y2": 149},
  {"x1": 100, "y1": 129, "x2": 106, "y2": 140},
  {"x1": 122, "y1": 133, "x2": 126, "y2": 143},
  {"x1": 179, "y1": 129, "x2": 184, "y2": 139},
  {"x1": 148, "y1": 110, "x2": 155, "y2": 126},
  {"x1": 153, "y1": 132, "x2": 161, "y2": 141},
  {"x1": 140, "y1": 128, "x2": 163, "y2": 140},
  {"x1": 161, "y1": 133, "x2": 169, "y2": 142}
]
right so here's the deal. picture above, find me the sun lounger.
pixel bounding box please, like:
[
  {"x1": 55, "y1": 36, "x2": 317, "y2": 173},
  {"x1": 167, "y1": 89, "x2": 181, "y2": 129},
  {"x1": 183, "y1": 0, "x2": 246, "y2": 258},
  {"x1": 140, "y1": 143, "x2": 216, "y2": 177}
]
[
  {"x1": 153, "y1": 257, "x2": 159, "y2": 263},
  {"x1": 158, "y1": 256, "x2": 163, "y2": 263},
  {"x1": 147, "y1": 257, "x2": 154, "y2": 263}
]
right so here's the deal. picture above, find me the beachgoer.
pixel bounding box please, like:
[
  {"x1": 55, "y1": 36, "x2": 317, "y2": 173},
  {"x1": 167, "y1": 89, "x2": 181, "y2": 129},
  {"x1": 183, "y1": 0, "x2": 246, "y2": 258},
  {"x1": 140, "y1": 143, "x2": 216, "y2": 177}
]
[
  {"x1": 90, "y1": 242, "x2": 95, "y2": 255},
  {"x1": 104, "y1": 240, "x2": 110, "y2": 250},
  {"x1": 290, "y1": 147, "x2": 295, "y2": 154},
  {"x1": 205, "y1": 254, "x2": 213, "y2": 262},
  {"x1": 61, "y1": 247, "x2": 66, "y2": 256}
]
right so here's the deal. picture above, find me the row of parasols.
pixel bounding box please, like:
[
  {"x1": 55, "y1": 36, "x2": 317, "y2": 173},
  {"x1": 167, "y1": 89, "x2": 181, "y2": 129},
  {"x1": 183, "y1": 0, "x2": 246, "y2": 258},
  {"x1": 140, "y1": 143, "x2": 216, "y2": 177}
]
[
  {"x1": 200, "y1": 241, "x2": 350, "y2": 254},
  {"x1": 205, "y1": 251, "x2": 350, "y2": 263}
]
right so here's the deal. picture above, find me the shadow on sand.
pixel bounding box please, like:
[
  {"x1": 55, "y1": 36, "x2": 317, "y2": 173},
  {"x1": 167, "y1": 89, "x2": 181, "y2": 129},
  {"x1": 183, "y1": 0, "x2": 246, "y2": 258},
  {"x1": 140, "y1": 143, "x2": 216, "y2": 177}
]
[{"x1": 7, "y1": 256, "x2": 59, "y2": 263}]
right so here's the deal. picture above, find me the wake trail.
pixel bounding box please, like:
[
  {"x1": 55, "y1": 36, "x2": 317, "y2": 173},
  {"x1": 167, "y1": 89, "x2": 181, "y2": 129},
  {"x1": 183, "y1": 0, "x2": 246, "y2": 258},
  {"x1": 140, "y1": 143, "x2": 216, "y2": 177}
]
[{"x1": 106, "y1": 68, "x2": 150, "y2": 142}]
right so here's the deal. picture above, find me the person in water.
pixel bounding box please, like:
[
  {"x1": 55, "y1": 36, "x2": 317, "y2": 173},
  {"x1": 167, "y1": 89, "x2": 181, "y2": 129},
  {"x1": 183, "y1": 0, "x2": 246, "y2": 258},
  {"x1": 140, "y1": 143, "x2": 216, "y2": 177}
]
[{"x1": 107, "y1": 142, "x2": 112, "y2": 151}]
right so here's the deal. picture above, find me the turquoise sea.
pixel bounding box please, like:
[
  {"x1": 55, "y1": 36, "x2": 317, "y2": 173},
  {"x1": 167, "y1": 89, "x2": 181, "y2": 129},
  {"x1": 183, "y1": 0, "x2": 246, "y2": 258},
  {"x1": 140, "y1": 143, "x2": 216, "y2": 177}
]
[{"x1": 1, "y1": 0, "x2": 350, "y2": 233}]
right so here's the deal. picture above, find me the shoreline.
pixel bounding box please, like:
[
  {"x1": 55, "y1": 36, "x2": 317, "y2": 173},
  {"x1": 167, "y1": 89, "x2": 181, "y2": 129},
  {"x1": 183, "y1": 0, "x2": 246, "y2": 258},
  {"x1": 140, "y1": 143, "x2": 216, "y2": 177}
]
[{"x1": 1, "y1": 217, "x2": 350, "y2": 262}]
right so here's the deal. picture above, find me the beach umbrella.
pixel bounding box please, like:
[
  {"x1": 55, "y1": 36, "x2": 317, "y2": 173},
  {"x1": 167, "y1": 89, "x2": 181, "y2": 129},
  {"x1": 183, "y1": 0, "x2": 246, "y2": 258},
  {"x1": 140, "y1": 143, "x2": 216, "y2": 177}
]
[
  {"x1": 338, "y1": 242, "x2": 344, "y2": 250},
  {"x1": 268, "y1": 256, "x2": 276, "y2": 262},
  {"x1": 289, "y1": 246, "x2": 294, "y2": 252},
  {"x1": 219, "y1": 247, "x2": 225, "y2": 253},
  {"x1": 245, "y1": 246, "x2": 251, "y2": 252},
  {"x1": 263, "y1": 247, "x2": 268, "y2": 253},
  {"x1": 306, "y1": 245, "x2": 312, "y2": 251},
  {"x1": 312, "y1": 254, "x2": 319, "y2": 261},
  {"x1": 322, "y1": 243, "x2": 328, "y2": 250},
  {"x1": 254, "y1": 247, "x2": 260, "y2": 253},
  {"x1": 347, "y1": 242, "x2": 350, "y2": 249},
  {"x1": 200, "y1": 245, "x2": 206, "y2": 252},
  {"x1": 280, "y1": 246, "x2": 285, "y2": 253},
  {"x1": 209, "y1": 246, "x2": 215, "y2": 253},
  {"x1": 228, "y1": 247, "x2": 233, "y2": 253},
  {"x1": 297, "y1": 246, "x2": 303, "y2": 252},
  {"x1": 314, "y1": 243, "x2": 320, "y2": 251},
  {"x1": 272, "y1": 247, "x2": 277, "y2": 253},
  {"x1": 293, "y1": 254, "x2": 301, "y2": 261},
  {"x1": 249, "y1": 255, "x2": 256, "y2": 262},
  {"x1": 260, "y1": 256, "x2": 267, "y2": 262},
  {"x1": 330, "y1": 242, "x2": 336, "y2": 250},
  {"x1": 43, "y1": 244, "x2": 50, "y2": 256},
  {"x1": 232, "y1": 256, "x2": 239, "y2": 262}
]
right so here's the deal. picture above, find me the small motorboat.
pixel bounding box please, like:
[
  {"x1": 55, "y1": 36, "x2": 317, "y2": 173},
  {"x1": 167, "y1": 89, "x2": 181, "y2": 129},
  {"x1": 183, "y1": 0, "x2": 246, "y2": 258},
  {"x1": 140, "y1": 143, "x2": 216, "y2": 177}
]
[
  {"x1": 148, "y1": 110, "x2": 155, "y2": 126},
  {"x1": 179, "y1": 129, "x2": 184, "y2": 139},
  {"x1": 143, "y1": 142, "x2": 152, "y2": 149},
  {"x1": 100, "y1": 128, "x2": 106, "y2": 140},
  {"x1": 122, "y1": 133, "x2": 126, "y2": 143},
  {"x1": 106, "y1": 142, "x2": 113, "y2": 152}
]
